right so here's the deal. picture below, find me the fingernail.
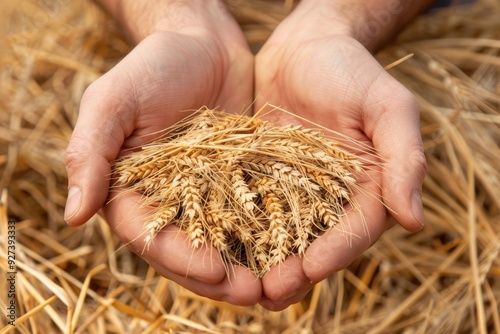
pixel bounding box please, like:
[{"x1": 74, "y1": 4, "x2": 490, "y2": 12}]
[
  {"x1": 411, "y1": 191, "x2": 424, "y2": 228},
  {"x1": 65, "y1": 187, "x2": 82, "y2": 224}
]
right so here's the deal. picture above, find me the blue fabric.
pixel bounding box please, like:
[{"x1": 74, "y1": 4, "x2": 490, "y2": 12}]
[
  {"x1": 429, "y1": 0, "x2": 475, "y2": 9},
  {"x1": 433, "y1": 0, "x2": 454, "y2": 6},
  {"x1": 426, "y1": 0, "x2": 475, "y2": 14}
]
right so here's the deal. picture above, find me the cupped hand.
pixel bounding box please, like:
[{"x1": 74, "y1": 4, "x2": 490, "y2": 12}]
[
  {"x1": 64, "y1": 5, "x2": 261, "y2": 305},
  {"x1": 65, "y1": 0, "x2": 429, "y2": 311},
  {"x1": 254, "y1": 1, "x2": 427, "y2": 310}
]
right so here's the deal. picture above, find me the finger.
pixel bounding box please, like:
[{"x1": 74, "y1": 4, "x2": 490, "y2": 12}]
[
  {"x1": 260, "y1": 287, "x2": 312, "y2": 312},
  {"x1": 103, "y1": 190, "x2": 227, "y2": 284},
  {"x1": 150, "y1": 261, "x2": 262, "y2": 306},
  {"x1": 260, "y1": 256, "x2": 314, "y2": 311},
  {"x1": 303, "y1": 173, "x2": 386, "y2": 282},
  {"x1": 261, "y1": 256, "x2": 311, "y2": 301},
  {"x1": 64, "y1": 74, "x2": 137, "y2": 226},
  {"x1": 105, "y1": 190, "x2": 261, "y2": 305},
  {"x1": 363, "y1": 73, "x2": 427, "y2": 232}
]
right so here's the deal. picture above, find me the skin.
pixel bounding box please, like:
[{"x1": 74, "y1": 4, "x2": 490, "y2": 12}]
[{"x1": 64, "y1": 0, "x2": 430, "y2": 311}]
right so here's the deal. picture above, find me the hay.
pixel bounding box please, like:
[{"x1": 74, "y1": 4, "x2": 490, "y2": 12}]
[{"x1": 0, "y1": 0, "x2": 499, "y2": 333}]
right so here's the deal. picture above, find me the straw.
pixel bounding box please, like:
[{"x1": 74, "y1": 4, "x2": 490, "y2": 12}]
[{"x1": 0, "y1": 0, "x2": 499, "y2": 332}]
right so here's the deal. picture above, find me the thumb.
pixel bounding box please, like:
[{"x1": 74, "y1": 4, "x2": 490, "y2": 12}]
[
  {"x1": 64, "y1": 77, "x2": 137, "y2": 226},
  {"x1": 364, "y1": 76, "x2": 427, "y2": 232}
]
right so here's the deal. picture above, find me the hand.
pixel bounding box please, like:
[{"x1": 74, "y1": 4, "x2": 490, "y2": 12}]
[
  {"x1": 64, "y1": 0, "x2": 262, "y2": 306},
  {"x1": 254, "y1": 0, "x2": 428, "y2": 310}
]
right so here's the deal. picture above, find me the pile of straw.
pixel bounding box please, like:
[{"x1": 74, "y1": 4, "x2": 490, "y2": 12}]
[{"x1": 0, "y1": 0, "x2": 499, "y2": 333}]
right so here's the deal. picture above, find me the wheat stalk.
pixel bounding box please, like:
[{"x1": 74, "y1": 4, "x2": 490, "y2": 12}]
[{"x1": 111, "y1": 107, "x2": 367, "y2": 277}]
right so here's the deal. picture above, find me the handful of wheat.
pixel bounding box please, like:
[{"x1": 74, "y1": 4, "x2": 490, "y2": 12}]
[{"x1": 112, "y1": 107, "x2": 364, "y2": 277}]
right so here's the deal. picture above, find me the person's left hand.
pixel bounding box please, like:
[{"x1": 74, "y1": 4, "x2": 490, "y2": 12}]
[{"x1": 254, "y1": 0, "x2": 427, "y2": 311}]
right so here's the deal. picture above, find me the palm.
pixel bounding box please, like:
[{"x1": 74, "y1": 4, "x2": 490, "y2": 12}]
[
  {"x1": 258, "y1": 36, "x2": 379, "y2": 138},
  {"x1": 92, "y1": 32, "x2": 253, "y2": 150}
]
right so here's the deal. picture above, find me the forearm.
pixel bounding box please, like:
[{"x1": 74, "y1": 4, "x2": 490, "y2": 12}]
[
  {"x1": 94, "y1": 0, "x2": 236, "y2": 44},
  {"x1": 299, "y1": 0, "x2": 436, "y2": 51}
]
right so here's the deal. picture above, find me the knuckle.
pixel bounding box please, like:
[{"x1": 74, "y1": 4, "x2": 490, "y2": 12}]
[
  {"x1": 64, "y1": 134, "x2": 89, "y2": 171},
  {"x1": 82, "y1": 73, "x2": 137, "y2": 113},
  {"x1": 410, "y1": 146, "x2": 428, "y2": 177},
  {"x1": 80, "y1": 80, "x2": 109, "y2": 106},
  {"x1": 81, "y1": 80, "x2": 137, "y2": 137}
]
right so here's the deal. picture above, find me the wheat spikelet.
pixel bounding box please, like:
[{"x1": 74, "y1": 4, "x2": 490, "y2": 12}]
[
  {"x1": 269, "y1": 236, "x2": 292, "y2": 268},
  {"x1": 230, "y1": 165, "x2": 258, "y2": 213},
  {"x1": 253, "y1": 231, "x2": 272, "y2": 275},
  {"x1": 243, "y1": 158, "x2": 319, "y2": 192},
  {"x1": 313, "y1": 200, "x2": 341, "y2": 229},
  {"x1": 206, "y1": 190, "x2": 238, "y2": 233},
  {"x1": 112, "y1": 107, "x2": 368, "y2": 277},
  {"x1": 209, "y1": 226, "x2": 227, "y2": 252},
  {"x1": 143, "y1": 205, "x2": 178, "y2": 250},
  {"x1": 255, "y1": 177, "x2": 288, "y2": 245},
  {"x1": 305, "y1": 167, "x2": 343, "y2": 196},
  {"x1": 180, "y1": 176, "x2": 202, "y2": 218},
  {"x1": 116, "y1": 158, "x2": 168, "y2": 185}
]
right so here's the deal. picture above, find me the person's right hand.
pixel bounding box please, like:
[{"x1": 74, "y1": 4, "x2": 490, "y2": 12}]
[{"x1": 64, "y1": 0, "x2": 261, "y2": 306}]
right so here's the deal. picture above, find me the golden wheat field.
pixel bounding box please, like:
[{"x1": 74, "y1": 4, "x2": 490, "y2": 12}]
[{"x1": 1, "y1": 0, "x2": 500, "y2": 333}]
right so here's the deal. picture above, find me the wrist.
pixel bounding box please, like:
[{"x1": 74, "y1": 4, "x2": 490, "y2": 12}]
[
  {"x1": 97, "y1": 0, "x2": 242, "y2": 45},
  {"x1": 298, "y1": 0, "x2": 435, "y2": 51}
]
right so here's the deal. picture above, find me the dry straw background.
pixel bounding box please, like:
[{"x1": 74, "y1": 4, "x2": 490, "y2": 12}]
[{"x1": 0, "y1": 0, "x2": 499, "y2": 333}]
